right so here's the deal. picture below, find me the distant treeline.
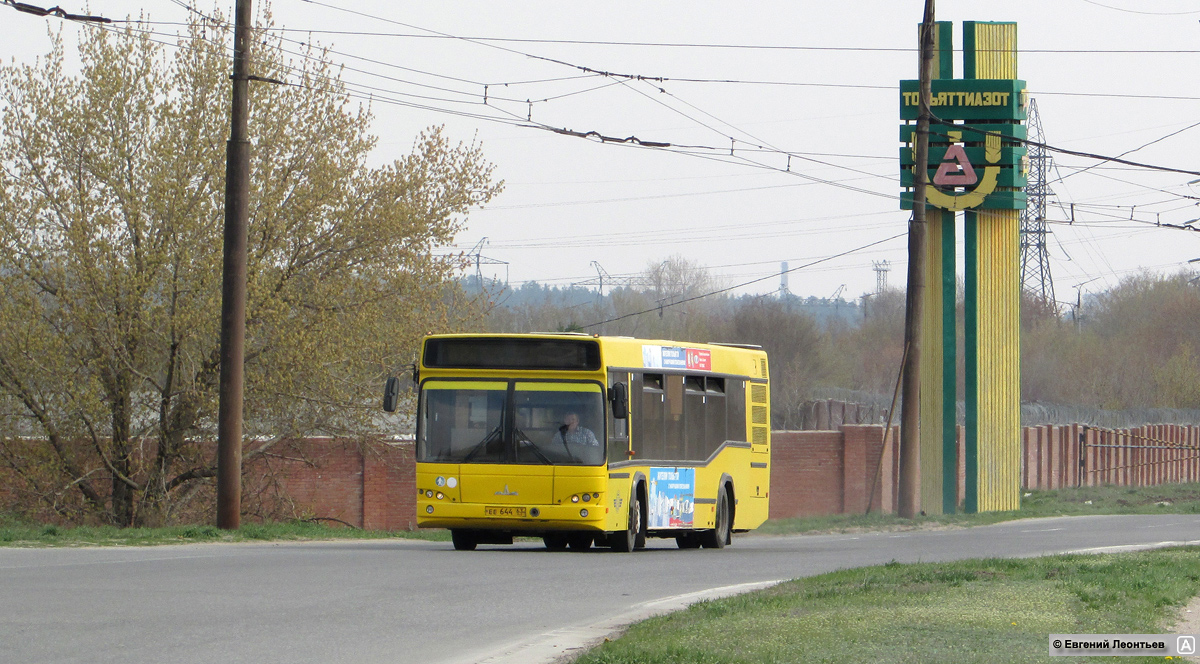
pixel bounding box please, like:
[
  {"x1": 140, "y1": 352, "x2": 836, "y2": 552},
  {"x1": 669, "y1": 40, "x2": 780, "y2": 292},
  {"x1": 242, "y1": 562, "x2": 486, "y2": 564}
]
[{"x1": 463, "y1": 258, "x2": 1200, "y2": 429}]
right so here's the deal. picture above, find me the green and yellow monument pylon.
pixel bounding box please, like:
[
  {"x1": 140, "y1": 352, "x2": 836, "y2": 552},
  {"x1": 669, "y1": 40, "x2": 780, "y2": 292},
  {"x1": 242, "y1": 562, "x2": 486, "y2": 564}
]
[{"x1": 900, "y1": 21, "x2": 1027, "y2": 514}]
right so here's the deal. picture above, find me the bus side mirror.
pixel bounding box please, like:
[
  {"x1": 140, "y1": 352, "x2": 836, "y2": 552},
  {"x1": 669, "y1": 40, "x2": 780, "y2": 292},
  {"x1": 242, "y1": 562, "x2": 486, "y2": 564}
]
[
  {"x1": 610, "y1": 382, "x2": 628, "y2": 419},
  {"x1": 383, "y1": 376, "x2": 401, "y2": 413}
]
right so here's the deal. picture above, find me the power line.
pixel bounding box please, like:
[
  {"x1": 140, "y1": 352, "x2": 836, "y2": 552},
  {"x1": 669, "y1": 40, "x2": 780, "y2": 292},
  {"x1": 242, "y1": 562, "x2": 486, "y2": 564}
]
[
  {"x1": 1080, "y1": 0, "x2": 1200, "y2": 15},
  {"x1": 65, "y1": 11, "x2": 903, "y2": 200},
  {"x1": 26, "y1": 4, "x2": 1200, "y2": 236},
  {"x1": 120, "y1": 18, "x2": 1200, "y2": 54},
  {"x1": 1, "y1": 0, "x2": 109, "y2": 22},
  {"x1": 929, "y1": 119, "x2": 1200, "y2": 178},
  {"x1": 480, "y1": 177, "x2": 872, "y2": 211},
  {"x1": 490, "y1": 220, "x2": 900, "y2": 251},
  {"x1": 1051, "y1": 118, "x2": 1200, "y2": 185},
  {"x1": 579, "y1": 232, "x2": 906, "y2": 329},
  {"x1": 473, "y1": 209, "x2": 897, "y2": 246}
]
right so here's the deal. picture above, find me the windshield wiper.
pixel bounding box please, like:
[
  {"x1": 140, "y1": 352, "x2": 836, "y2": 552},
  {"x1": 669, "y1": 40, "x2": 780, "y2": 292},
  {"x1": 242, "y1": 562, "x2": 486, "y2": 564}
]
[
  {"x1": 462, "y1": 425, "x2": 503, "y2": 463},
  {"x1": 514, "y1": 428, "x2": 552, "y2": 464}
]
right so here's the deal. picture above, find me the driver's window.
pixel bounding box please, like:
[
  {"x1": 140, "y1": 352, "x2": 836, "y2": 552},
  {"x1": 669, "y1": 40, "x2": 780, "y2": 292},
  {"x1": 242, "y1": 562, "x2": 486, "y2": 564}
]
[{"x1": 608, "y1": 372, "x2": 630, "y2": 464}]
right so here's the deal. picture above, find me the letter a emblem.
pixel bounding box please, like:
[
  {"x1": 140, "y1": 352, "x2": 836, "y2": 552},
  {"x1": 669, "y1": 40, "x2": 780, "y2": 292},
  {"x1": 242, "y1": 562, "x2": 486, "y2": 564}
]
[{"x1": 933, "y1": 144, "x2": 978, "y2": 186}]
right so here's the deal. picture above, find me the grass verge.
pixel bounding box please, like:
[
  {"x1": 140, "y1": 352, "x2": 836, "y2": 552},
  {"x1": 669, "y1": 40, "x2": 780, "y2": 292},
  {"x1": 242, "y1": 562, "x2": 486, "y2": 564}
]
[
  {"x1": 0, "y1": 515, "x2": 449, "y2": 547},
  {"x1": 575, "y1": 547, "x2": 1200, "y2": 664},
  {"x1": 757, "y1": 481, "x2": 1200, "y2": 536}
]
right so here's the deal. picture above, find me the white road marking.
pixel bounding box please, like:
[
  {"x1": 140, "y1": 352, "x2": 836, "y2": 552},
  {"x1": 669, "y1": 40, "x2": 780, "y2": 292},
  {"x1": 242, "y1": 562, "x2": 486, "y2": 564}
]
[
  {"x1": 464, "y1": 579, "x2": 786, "y2": 664},
  {"x1": 1064, "y1": 540, "x2": 1200, "y2": 555}
]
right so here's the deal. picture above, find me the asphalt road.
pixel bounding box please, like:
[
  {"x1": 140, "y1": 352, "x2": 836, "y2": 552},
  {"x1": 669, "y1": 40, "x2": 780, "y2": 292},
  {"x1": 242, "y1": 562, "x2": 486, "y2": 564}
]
[{"x1": 3, "y1": 514, "x2": 1199, "y2": 664}]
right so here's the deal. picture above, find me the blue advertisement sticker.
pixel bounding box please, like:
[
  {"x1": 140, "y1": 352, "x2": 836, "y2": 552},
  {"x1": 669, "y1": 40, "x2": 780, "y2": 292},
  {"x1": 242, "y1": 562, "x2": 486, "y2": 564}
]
[
  {"x1": 660, "y1": 347, "x2": 687, "y2": 369},
  {"x1": 648, "y1": 467, "x2": 695, "y2": 528}
]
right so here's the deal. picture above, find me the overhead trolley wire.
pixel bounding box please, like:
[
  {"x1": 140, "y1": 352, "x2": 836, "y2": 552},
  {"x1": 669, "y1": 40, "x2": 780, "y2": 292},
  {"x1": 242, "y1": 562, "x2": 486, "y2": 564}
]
[
  {"x1": 19, "y1": 1, "x2": 1199, "y2": 242},
  {"x1": 118, "y1": 17, "x2": 1200, "y2": 55}
]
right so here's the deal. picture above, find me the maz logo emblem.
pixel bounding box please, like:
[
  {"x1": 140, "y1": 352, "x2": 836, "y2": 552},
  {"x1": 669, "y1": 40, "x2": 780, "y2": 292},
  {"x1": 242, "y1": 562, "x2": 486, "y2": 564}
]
[{"x1": 495, "y1": 485, "x2": 518, "y2": 496}]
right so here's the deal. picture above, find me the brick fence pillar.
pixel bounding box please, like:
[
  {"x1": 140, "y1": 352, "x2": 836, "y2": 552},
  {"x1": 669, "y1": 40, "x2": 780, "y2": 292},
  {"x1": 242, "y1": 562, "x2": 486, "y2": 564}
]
[{"x1": 841, "y1": 425, "x2": 871, "y2": 514}]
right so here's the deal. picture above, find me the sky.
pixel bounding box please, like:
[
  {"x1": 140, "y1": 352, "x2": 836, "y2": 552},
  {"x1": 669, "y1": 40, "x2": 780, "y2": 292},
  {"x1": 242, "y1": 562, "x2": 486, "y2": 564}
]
[{"x1": 4, "y1": 0, "x2": 1200, "y2": 308}]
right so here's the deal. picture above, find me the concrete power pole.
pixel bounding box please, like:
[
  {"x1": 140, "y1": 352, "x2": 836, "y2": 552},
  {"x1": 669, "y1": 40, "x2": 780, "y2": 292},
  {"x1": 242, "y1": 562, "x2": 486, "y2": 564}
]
[
  {"x1": 217, "y1": 0, "x2": 253, "y2": 530},
  {"x1": 899, "y1": 0, "x2": 936, "y2": 519}
]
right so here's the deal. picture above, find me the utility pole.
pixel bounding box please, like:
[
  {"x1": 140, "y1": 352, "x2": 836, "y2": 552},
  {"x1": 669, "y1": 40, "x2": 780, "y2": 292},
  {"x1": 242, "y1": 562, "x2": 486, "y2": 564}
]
[
  {"x1": 899, "y1": 0, "x2": 935, "y2": 519},
  {"x1": 217, "y1": 0, "x2": 253, "y2": 530}
]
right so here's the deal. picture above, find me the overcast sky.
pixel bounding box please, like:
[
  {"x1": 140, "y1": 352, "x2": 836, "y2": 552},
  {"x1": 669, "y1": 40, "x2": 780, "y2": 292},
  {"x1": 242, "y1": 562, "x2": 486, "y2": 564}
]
[{"x1": 5, "y1": 0, "x2": 1200, "y2": 306}]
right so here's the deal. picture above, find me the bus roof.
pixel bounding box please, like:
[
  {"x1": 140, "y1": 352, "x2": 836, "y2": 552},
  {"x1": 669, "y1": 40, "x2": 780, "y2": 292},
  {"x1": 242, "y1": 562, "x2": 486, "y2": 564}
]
[{"x1": 420, "y1": 333, "x2": 768, "y2": 379}]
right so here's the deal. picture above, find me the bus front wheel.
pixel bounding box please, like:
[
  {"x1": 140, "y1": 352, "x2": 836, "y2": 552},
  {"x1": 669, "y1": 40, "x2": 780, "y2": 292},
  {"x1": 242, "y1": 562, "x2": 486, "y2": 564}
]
[
  {"x1": 451, "y1": 529, "x2": 478, "y2": 551},
  {"x1": 610, "y1": 493, "x2": 644, "y2": 552},
  {"x1": 567, "y1": 533, "x2": 593, "y2": 551},
  {"x1": 700, "y1": 488, "x2": 731, "y2": 549},
  {"x1": 543, "y1": 534, "x2": 568, "y2": 550}
]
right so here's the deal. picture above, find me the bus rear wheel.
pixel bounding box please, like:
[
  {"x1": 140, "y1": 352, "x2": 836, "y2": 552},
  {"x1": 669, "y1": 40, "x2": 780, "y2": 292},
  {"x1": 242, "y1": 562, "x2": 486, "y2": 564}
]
[
  {"x1": 676, "y1": 533, "x2": 701, "y2": 549},
  {"x1": 451, "y1": 529, "x2": 477, "y2": 551},
  {"x1": 700, "y1": 488, "x2": 731, "y2": 549}
]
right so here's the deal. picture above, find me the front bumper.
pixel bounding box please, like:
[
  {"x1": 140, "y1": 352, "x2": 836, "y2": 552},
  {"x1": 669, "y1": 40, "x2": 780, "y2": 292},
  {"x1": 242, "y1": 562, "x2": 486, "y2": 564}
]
[{"x1": 416, "y1": 500, "x2": 608, "y2": 531}]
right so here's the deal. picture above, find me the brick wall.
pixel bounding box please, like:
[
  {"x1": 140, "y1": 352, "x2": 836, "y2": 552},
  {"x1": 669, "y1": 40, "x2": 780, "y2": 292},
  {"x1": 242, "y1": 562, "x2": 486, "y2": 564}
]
[
  {"x1": 768, "y1": 425, "x2": 898, "y2": 519},
  {"x1": 362, "y1": 443, "x2": 416, "y2": 530},
  {"x1": 244, "y1": 438, "x2": 415, "y2": 530},
  {"x1": 7, "y1": 424, "x2": 1200, "y2": 528}
]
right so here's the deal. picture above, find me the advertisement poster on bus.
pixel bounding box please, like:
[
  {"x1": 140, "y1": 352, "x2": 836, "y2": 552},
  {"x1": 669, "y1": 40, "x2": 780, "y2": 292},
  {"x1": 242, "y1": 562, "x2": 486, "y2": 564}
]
[
  {"x1": 648, "y1": 467, "x2": 695, "y2": 528},
  {"x1": 642, "y1": 346, "x2": 711, "y2": 371}
]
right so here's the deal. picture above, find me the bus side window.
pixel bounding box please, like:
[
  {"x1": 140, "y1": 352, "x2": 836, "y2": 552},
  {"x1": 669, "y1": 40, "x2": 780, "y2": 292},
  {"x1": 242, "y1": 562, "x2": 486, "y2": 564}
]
[
  {"x1": 705, "y1": 377, "x2": 727, "y2": 458},
  {"x1": 727, "y1": 379, "x2": 747, "y2": 443},
  {"x1": 636, "y1": 373, "x2": 665, "y2": 460},
  {"x1": 664, "y1": 375, "x2": 685, "y2": 460},
  {"x1": 683, "y1": 376, "x2": 705, "y2": 460}
]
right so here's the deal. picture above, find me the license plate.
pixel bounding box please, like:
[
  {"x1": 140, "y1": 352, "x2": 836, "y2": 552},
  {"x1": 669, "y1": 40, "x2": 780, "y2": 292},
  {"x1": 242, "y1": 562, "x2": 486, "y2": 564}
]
[{"x1": 485, "y1": 506, "x2": 526, "y2": 517}]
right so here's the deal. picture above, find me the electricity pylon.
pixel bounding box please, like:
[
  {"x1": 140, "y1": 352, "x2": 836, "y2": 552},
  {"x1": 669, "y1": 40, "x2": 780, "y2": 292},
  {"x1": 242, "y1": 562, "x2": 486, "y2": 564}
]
[{"x1": 1020, "y1": 98, "x2": 1057, "y2": 313}]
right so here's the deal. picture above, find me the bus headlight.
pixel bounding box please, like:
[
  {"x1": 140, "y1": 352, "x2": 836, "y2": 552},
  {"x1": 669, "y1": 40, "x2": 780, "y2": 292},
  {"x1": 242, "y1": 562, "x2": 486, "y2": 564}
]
[
  {"x1": 582, "y1": 493, "x2": 591, "y2": 502},
  {"x1": 571, "y1": 495, "x2": 579, "y2": 503},
  {"x1": 426, "y1": 490, "x2": 434, "y2": 498},
  {"x1": 579, "y1": 509, "x2": 589, "y2": 518},
  {"x1": 436, "y1": 492, "x2": 444, "y2": 500},
  {"x1": 426, "y1": 505, "x2": 434, "y2": 514}
]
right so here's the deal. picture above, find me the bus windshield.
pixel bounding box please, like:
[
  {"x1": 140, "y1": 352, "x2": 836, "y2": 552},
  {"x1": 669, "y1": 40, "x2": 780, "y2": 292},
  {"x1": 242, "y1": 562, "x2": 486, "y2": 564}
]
[{"x1": 418, "y1": 380, "x2": 606, "y2": 465}]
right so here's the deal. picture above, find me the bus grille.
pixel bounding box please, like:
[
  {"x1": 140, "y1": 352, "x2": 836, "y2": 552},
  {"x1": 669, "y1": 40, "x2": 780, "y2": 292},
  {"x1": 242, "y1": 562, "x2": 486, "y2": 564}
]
[{"x1": 752, "y1": 405, "x2": 768, "y2": 425}]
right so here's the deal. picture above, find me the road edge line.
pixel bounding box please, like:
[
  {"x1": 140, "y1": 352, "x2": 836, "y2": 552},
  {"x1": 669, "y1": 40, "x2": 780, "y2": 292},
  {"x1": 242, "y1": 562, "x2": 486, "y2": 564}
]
[{"x1": 467, "y1": 578, "x2": 787, "y2": 664}]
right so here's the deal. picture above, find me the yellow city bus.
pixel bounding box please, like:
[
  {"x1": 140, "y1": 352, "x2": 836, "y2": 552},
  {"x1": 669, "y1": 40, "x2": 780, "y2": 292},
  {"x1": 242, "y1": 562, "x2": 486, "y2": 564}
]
[{"x1": 383, "y1": 333, "x2": 770, "y2": 551}]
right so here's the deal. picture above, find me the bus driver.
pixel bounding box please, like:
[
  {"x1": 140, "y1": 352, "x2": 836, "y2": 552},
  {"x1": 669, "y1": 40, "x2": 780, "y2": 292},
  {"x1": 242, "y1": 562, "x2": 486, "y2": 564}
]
[{"x1": 552, "y1": 412, "x2": 599, "y2": 447}]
